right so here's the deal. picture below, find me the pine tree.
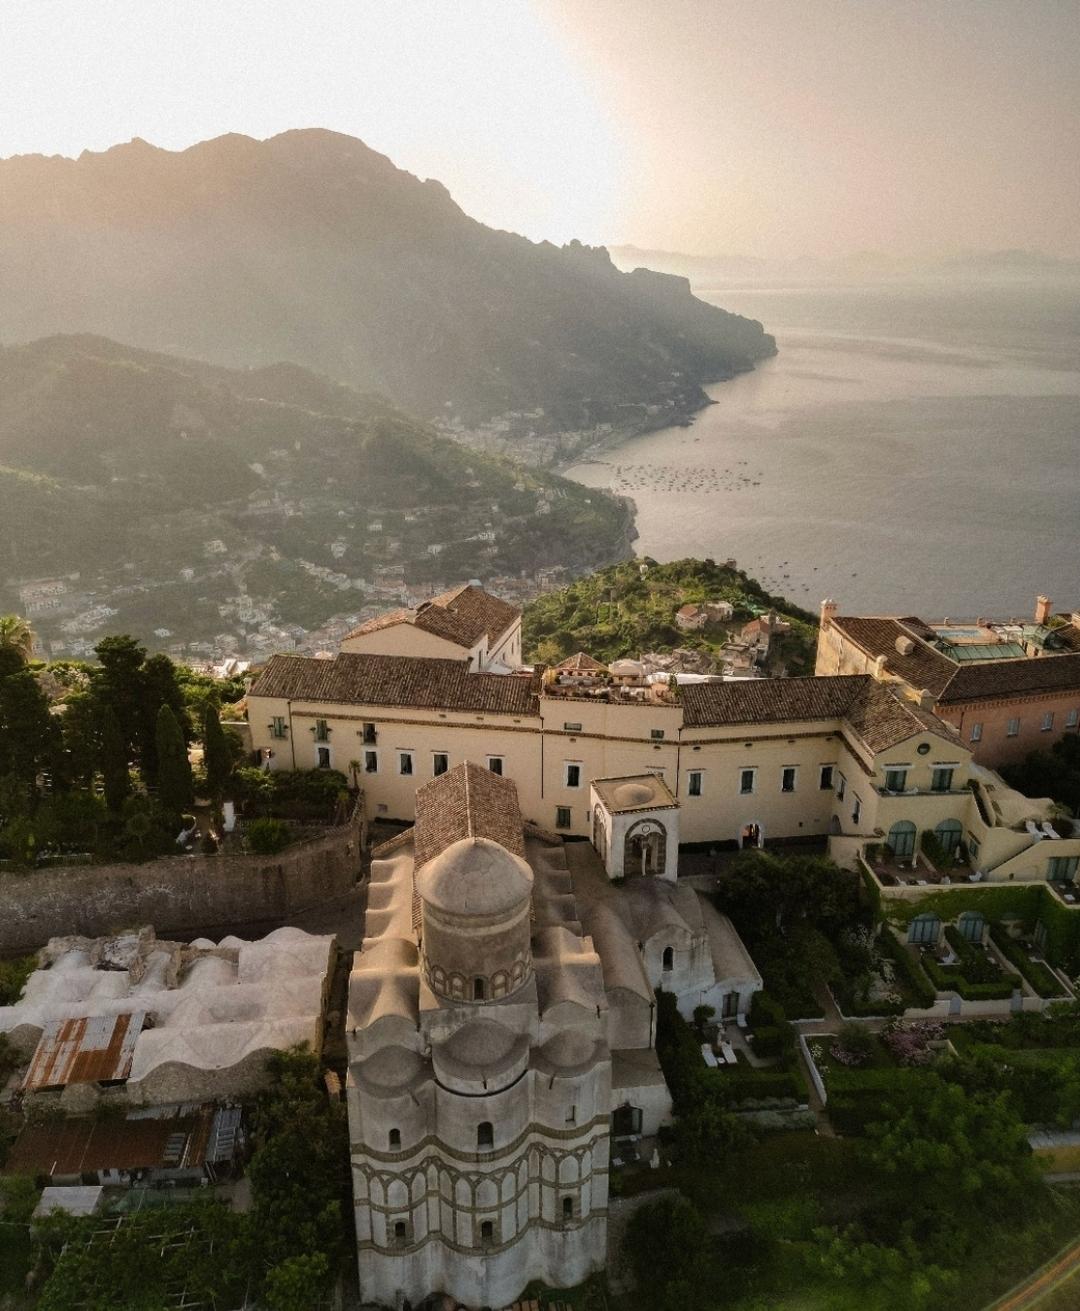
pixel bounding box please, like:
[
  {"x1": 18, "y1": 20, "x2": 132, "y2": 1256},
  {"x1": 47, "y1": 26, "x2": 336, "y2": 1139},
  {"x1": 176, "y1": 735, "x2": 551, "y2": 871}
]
[
  {"x1": 202, "y1": 703, "x2": 231, "y2": 801},
  {"x1": 99, "y1": 705, "x2": 130, "y2": 813},
  {"x1": 155, "y1": 704, "x2": 193, "y2": 817}
]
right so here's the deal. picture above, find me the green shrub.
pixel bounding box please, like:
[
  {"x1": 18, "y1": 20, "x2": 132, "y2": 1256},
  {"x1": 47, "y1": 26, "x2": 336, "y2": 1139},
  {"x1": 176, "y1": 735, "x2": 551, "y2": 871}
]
[
  {"x1": 0, "y1": 957, "x2": 35, "y2": 1006},
  {"x1": 922, "y1": 952, "x2": 1015, "y2": 1001},
  {"x1": 877, "y1": 930, "x2": 936, "y2": 1008},
  {"x1": 246, "y1": 817, "x2": 292, "y2": 855},
  {"x1": 989, "y1": 926, "x2": 1066, "y2": 999}
]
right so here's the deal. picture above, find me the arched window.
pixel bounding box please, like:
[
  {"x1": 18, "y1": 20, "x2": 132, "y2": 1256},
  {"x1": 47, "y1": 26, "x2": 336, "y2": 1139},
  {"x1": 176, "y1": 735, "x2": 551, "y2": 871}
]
[
  {"x1": 957, "y1": 911, "x2": 985, "y2": 944},
  {"x1": 888, "y1": 820, "x2": 917, "y2": 860},
  {"x1": 662, "y1": 946, "x2": 674, "y2": 972},
  {"x1": 388, "y1": 1128, "x2": 401, "y2": 1150},
  {"x1": 480, "y1": 1220, "x2": 494, "y2": 1247},
  {"x1": 393, "y1": 1220, "x2": 408, "y2": 1247},
  {"x1": 473, "y1": 977, "x2": 486, "y2": 1001},
  {"x1": 491, "y1": 971, "x2": 508, "y2": 998},
  {"x1": 562, "y1": 1196, "x2": 574, "y2": 1221},
  {"x1": 935, "y1": 819, "x2": 963, "y2": 857},
  {"x1": 907, "y1": 912, "x2": 941, "y2": 946},
  {"x1": 478, "y1": 1121, "x2": 494, "y2": 1150}
]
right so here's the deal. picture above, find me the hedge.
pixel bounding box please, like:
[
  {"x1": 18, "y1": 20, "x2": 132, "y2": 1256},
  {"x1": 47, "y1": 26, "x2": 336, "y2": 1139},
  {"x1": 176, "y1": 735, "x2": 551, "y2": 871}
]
[
  {"x1": 921, "y1": 952, "x2": 1016, "y2": 1001},
  {"x1": 825, "y1": 1068, "x2": 935, "y2": 1134},
  {"x1": 719, "y1": 1068, "x2": 807, "y2": 1104},
  {"x1": 878, "y1": 929, "x2": 937, "y2": 1009},
  {"x1": 989, "y1": 926, "x2": 1068, "y2": 999}
]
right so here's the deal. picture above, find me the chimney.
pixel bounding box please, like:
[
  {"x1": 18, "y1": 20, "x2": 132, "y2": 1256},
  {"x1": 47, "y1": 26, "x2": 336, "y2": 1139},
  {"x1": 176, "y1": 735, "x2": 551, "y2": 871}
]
[
  {"x1": 820, "y1": 598, "x2": 838, "y2": 627},
  {"x1": 873, "y1": 653, "x2": 888, "y2": 679},
  {"x1": 1035, "y1": 595, "x2": 1053, "y2": 625}
]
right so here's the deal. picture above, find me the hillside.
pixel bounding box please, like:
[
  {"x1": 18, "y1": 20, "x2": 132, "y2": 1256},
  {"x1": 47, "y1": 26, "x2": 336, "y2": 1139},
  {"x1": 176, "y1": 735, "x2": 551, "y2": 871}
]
[
  {"x1": 523, "y1": 558, "x2": 818, "y2": 674},
  {"x1": 0, "y1": 130, "x2": 774, "y2": 459},
  {"x1": 0, "y1": 336, "x2": 633, "y2": 654}
]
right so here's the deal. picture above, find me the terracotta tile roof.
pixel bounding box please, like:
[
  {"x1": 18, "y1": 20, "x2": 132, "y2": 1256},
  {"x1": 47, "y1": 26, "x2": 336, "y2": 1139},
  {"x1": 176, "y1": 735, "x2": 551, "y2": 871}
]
[
  {"x1": 1055, "y1": 624, "x2": 1080, "y2": 654},
  {"x1": 844, "y1": 680, "x2": 958, "y2": 752},
  {"x1": 936, "y1": 651, "x2": 1080, "y2": 704},
  {"x1": 828, "y1": 616, "x2": 956, "y2": 695},
  {"x1": 248, "y1": 653, "x2": 541, "y2": 716},
  {"x1": 413, "y1": 762, "x2": 525, "y2": 871},
  {"x1": 344, "y1": 584, "x2": 519, "y2": 648},
  {"x1": 555, "y1": 652, "x2": 609, "y2": 672},
  {"x1": 681, "y1": 675, "x2": 869, "y2": 728}
]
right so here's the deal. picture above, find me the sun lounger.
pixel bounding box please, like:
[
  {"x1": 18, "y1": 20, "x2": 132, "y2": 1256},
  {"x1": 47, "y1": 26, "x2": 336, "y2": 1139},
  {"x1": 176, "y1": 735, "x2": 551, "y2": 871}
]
[
  {"x1": 1042, "y1": 821, "x2": 1061, "y2": 839},
  {"x1": 721, "y1": 1041, "x2": 737, "y2": 1065},
  {"x1": 1026, "y1": 820, "x2": 1044, "y2": 838},
  {"x1": 701, "y1": 1043, "x2": 720, "y2": 1068}
]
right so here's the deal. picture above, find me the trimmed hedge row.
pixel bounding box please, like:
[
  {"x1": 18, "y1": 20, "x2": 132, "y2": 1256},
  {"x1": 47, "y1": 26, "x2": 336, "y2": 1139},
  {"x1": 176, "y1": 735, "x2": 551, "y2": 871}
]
[
  {"x1": 824, "y1": 1066, "x2": 935, "y2": 1135},
  {"x1": 720, "y1": 1068, "x2": 807, "y2": 1103},
  {"x1": 989, "y1": 926, "x2": 1067, "y2": 999},
  {"x1": 878, "y1": 929, "x2": 937, "y2": 1009},
  {"x1": 921, "y1": 952, "x2": 1015, "y2": 1001}
]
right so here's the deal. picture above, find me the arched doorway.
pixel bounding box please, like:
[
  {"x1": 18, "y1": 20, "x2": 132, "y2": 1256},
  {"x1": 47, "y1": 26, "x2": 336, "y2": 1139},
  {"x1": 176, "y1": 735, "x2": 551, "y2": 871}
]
[
  {"x1": 907, "y1": 912, "x2": 941, "y2": 946},
  {"x1": 888, "y1": 820, "x2": 917, "y2": 860},
  {"x1": 624, "y1": 819, "x2": 666, "y2": 877},
  {"x1": 957, "y1": 911, "x2": 985, "y2": 943},
  {"x1": 935, "y1": 819, "x2": 963, "y2": 858}
]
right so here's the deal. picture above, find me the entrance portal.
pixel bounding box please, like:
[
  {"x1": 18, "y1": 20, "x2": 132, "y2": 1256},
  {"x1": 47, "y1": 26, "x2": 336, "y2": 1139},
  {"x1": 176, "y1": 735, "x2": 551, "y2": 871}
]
[{"x1": 740, "y1": 822, "x2": 763, "y2": 849}]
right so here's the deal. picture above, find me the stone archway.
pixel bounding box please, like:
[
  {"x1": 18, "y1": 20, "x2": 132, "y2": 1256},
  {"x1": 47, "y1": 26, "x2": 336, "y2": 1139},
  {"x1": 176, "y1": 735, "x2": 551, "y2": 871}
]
[{"x1": 624, "y1": 819, "x2": 667, "y2": 878}]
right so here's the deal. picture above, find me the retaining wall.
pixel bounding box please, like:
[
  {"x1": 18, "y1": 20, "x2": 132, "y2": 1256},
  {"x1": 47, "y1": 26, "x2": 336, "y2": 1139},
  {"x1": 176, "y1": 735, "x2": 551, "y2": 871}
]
[{"x1": 0, "y1": 816, "x2": 363, "y2": 955}]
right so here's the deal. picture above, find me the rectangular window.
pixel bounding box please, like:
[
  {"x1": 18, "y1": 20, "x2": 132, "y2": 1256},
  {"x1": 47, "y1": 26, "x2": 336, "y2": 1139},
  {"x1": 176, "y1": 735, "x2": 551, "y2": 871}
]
[
  {"x1": 836, "y1": 773, "x2": 846, "y2": 800},
  {"x1": 819, "y1": 765, "x2": 834, "y2": 791},
  {"x1": 739, "y1": 768, "x2": 756, "y2": 795},
  {"x1": 851, "y1": 795, "x2": 862, "y2": 825},
  {"x1": 650, "y1": 728, "x2": 665, "y2": 741},
  {"x1": 968, "y1": 836, "x2": 980, "y2": 863},
  {"x1": 688, "y1": 770, "x2": 703, "y2": 798},
  {"x1": 563, "y1": 722, "x2": 582, "y2": 733},
  {"x1": 487, "y1": 756, "x2": 503, "y2": 776},
  {"x1": 931, "y1": 767, "x2": 955, "y2": 793},
  {"x1": 781, "y1": 767, "x2": 797, "y2": 793},
  {"x1": 564, "y1": 762, "x2": 582, "y2": 789},
  {"x1": 1042, "y1": 712, "x2": 1055, "y2": 732},
  {"x1": 362, "y1": 722, "x2": 377, "y2": 744},
  {"x1": 433, "y1": 752, "x2": 449, "y2": 776},
  {"x1": 1067, "y1": 709, "x2": 1079, "y2": 729},
  {"x1": 399, "y1": 752, "x2": 414, "y2": 776},
  {"x1": 316, "y1": 746, "x2": 331, "y2": 770},
  {"x1": 1049, "y1": 856, "x2": 1079, "y2": 883},
  {"x1": 1007, "y1": 718, "x2": 1020, "y2": 736},
  {"x1": 884, "y1": 768, "x2": 908, "y2": 793},
  {"x1": 555, "y1": 806, "x2": 571, "y2": 830},
  {"x1": 970, "y1": 722, "x2": 983, "y2": 742},
  {"x1": 364, "y1": 750, "x2": 378, "y2": 774},
  {"x1": 270, "y1": 715, "x2": 287, "y2": 740},
  {"x1": 314, "y1": 718, "x2": 330, "y2": 742}
]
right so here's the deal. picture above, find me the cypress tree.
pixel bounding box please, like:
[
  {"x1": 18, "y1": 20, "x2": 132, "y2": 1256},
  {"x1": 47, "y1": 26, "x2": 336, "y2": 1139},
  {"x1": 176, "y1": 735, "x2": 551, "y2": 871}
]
[
  {"x1": 99, "y1": 705, "x2": 130, "y2": 813},
  {"x1": 202, "y1": 703, "x2": 231, "y2": 801},
  {"x1": 155, "y1": 704, "x2": 193, "y2": 817}
]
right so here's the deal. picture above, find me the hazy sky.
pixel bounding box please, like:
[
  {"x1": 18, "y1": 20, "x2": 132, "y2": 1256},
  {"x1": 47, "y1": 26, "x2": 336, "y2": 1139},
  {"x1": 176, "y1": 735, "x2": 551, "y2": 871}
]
[{"x1": 2, "y1": 0, "x2": 1077, "y2": 258}]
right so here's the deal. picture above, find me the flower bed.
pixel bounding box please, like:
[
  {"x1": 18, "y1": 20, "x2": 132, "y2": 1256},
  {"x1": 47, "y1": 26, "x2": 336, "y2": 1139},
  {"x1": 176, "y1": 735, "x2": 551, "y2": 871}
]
[{"x1": 833, "y1": 927, "x2": 936, "y2": 1016}]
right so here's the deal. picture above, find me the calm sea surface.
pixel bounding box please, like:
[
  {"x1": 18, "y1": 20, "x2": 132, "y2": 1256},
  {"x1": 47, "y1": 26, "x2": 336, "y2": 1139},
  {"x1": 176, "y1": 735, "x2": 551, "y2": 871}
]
[{"x1": 565, "y1": 282, "x2": 1080, "y2": 618}]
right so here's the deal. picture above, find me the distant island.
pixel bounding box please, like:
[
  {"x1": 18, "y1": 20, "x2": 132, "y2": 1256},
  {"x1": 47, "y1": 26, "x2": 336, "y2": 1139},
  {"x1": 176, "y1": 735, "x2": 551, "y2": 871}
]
[
  {"x1": 0, "y1": 336, "x2": 635, "y2": 659},
  {"x1": 0, "y1": 129, "x2": 775, "y2": 465}
]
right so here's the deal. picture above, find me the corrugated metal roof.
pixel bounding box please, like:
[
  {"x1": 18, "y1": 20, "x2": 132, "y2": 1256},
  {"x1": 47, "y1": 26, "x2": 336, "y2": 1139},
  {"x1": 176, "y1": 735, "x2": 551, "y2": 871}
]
[
  {"x1": 22, "y1": 1011, "x2": 145, "y2": 1091},
  {"x1": 5, "y1": 1105, "x2": 223, "y2": 1177}
]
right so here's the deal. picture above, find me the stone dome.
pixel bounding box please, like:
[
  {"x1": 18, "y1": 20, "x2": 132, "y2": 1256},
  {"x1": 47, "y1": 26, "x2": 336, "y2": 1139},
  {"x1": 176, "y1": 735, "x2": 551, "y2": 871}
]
[
  {"x1": 613, "y1": 781, "x2": 656, "y2": 809},
  {"x1": 417, "y1": 837, "x2": 533, "y2": 917},
  {"x1": 433, "y1": 1019, "x2": 529, "y2": 1093}
]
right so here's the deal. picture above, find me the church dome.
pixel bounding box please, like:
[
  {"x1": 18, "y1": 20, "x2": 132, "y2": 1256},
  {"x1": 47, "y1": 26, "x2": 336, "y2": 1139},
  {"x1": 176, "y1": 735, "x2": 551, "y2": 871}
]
[
  {"x1": 417, "y1": 837, "x2": 533, "y2": 917},
  {"x1": 613, "y1": 781, "x2": 657, "y2": 808},
  {"x1": 433, "y1": 1019, "x2": 529, "y2": 1093}
]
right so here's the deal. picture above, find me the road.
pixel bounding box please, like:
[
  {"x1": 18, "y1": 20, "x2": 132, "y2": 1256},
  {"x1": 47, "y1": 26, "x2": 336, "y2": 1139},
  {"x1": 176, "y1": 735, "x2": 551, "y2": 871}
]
[{"x1": 988, "y1": 1235, "x2": 1080, "y2": 1311}]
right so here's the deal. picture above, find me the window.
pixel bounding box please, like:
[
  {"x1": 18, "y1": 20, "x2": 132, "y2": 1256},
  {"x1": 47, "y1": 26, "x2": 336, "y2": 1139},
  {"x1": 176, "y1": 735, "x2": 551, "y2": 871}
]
[
  {"x1": 313, "y1": 718, "x2": 330, "y2": 742},
  {"x1": 970, "y1": 722, "x2": 983, "y2": 742},
  {"x1": 432, "y1": 752, "x2": 448, "y2": 776},
  {"x1": 650, "y1": 729, "x2": 665, "y2": 741},
  {"x1": 688, "y1": 770, "x2": 703, "y2": 798},
  {"x1": 565, "y1": 1105, "x2": 577, "y2": 1125},
  {"x1": 662, "y1": 946, "x2": 674, "y2": 972},
  {"x1": 819, "y1": 765, "x2": 834, "y2": 791},
  {"x1": 269, "y1": 715, "x2": 288, "y2": 739},
  {"x1": 958, "y1": 911, "x2": 985, "y2": 943},
  {"x1": 1067, "y1": 709, "x2": 1079, "y2": 729},
  {"x1": 486, "y1": 756, "x2": 503, "y2": 776},
  {"x1": 1042, "y1": 711, "x2": 1055, "y2": 732},
  {"x1": 399, "y1": 752, "x2": 414, "y2": 775},
  {"x1": 851, "y1": 794, "x2": 862, "y2": 825},
  {"x1": 1049, "y1": 856, "x2": 1079, "y2": 883},
  {"x1": 836, "y1": 773, "x2": 847, "y2": 800},
  {"x1": 362, "y1": 722, "x2": 377, "y2": 744},
  {"x1": 480, "y1": 1220, "x2": 494, "y2": 1247},
  {"x1": 556, "y1": 806, "x2": 572, "y2": 830},
  {"x1": 884, "y1": 768, "x2": 908, "y2": 792},
  {"x1": 562, "y1": 1197, "x2": 574, "y2": 1221},
  {"x1": 968, "y1": 836, "x2": 981, "y2": 864},
  {"x1": 564, "y1": 762, "x2": 582, "y2": 789},
  {"x1": 781, "y1": 767, "x2": 797, "y2": 793},
  {"x1": 739, "y1": 768, "x2": 756, "y2": 795},
  {"x1": 935, "y1": 819, "x2": 963, "y2": 856},
  {"x1": 908, "y1": 913, "x2": 940, "y2": 946},
  {"x1": 563, "y1": 722, "x2": 582, "y2": 733},
  {"x1": 393, "y1": 1220, "x2": 408, "y2": 1248},
  {"x1": 389, "y1": 1128, "x2": 401, "y2": 1150},
  {"x1": 931, "y1": 767, "x2": 955, "y2": 793},
  {"x1": 316, "y1": 746, "x2": 331, "y2": 770},
  {"x1": 473, "y1": 977, "x2": 486, "y2": 1001},
  {"x1": 888, "y1": 820, "x2": 917, "y2": 860},
  {"x1": 1007, "y1": 718, "x2": 1020, "y2": 737},
  {"x1": 364, "y1": 750, "x2": 378, "y2": 773},
  {"x1": 477, "y1": 1121, "x2": 494, "y2": 1149}
]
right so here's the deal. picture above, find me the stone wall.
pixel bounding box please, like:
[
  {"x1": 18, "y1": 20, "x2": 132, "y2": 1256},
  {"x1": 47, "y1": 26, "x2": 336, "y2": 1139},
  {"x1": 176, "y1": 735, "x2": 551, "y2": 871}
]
[{"x1": 0, "y1": 816, "x2": 363, "y2": 955}]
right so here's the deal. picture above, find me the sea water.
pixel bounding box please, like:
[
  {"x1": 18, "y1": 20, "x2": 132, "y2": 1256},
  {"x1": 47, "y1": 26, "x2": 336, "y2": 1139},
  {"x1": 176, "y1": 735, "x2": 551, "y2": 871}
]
[{"x1": 565, "y1": 281, "x2": 1080, "y2": 618}]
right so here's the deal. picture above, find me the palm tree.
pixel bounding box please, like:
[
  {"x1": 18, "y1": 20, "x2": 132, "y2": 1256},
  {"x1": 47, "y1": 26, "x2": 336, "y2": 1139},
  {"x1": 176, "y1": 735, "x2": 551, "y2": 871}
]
[{"x1": 0, "y1": 614, "x2": 35, "y2": 665}]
